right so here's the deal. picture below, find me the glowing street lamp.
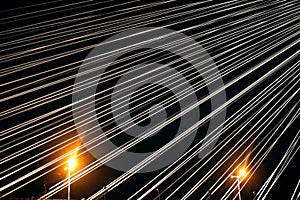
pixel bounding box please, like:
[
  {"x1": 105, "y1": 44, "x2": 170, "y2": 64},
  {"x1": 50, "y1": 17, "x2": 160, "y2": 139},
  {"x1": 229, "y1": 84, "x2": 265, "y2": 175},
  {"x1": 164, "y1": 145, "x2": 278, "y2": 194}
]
[
  {"x1": 231, "y1": 168, "x2": 247, "y2": 200},
  {"x1": 65, "y1": 155, "x2": 77, "y2": 200},
  {"x1": 238, "y1": 168, "x2": 246, "y2": 177}
]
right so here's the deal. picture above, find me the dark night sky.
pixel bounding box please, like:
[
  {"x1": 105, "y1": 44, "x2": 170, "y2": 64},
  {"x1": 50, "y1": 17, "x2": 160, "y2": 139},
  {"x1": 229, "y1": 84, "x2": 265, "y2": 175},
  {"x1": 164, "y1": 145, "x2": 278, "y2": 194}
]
[{"x1": 1, "y1": 1, "x2": 299, "y2": 199}]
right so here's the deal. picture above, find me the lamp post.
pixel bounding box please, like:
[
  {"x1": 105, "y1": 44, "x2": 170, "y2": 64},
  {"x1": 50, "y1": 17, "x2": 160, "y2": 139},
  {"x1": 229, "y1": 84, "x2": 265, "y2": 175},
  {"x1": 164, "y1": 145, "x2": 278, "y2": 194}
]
[
  {"x1": 65, "y1": 155, "x2": 77, "y2": 200},
  {"x1": 231, "y1": 168, "x2": 246, "y2": 200},
  {"x1": 68, "y1": 166, "x2": 71, "y2": 200},
  {"x1": 231, "y1": 175, "x2": 242, "y2": 200},
  {"x1": 156, "y1": 188, "x2": 160, "y2": 200}
]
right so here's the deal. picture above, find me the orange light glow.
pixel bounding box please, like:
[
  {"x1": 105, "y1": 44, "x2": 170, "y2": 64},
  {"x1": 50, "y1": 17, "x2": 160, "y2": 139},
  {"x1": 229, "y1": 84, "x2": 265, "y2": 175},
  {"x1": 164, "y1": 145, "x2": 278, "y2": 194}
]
[
  {"x1": 238, "y1": 168, "x2": 246, "y2": 177},
  {"x1": 68, "y1": 155, "x2": 77, "y2": 170}
]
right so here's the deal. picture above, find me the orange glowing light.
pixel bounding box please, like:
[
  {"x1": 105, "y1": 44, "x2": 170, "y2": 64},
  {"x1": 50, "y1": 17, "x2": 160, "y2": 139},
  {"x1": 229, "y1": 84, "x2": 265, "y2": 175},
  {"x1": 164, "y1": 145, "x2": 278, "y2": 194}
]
[
  {"x1": 238, "y1": 168, "x2": 246, "y2": 177},
  {"x1": 67, "y1": 155, "x2": 77, "y2": 170}
]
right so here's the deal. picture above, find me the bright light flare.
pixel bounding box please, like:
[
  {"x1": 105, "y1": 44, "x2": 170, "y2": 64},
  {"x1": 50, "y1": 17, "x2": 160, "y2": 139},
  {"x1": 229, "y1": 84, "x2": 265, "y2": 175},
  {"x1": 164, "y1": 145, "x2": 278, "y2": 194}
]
[
  {"x1": 238, "y1": 168, "x2": 246, "y2": 177},
  {"x1": 67, "y1": 155, "x2": 77, "y2": 170},
  {"x1": 231, "y1": 167, "x2": 247, "y2": 179}
]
